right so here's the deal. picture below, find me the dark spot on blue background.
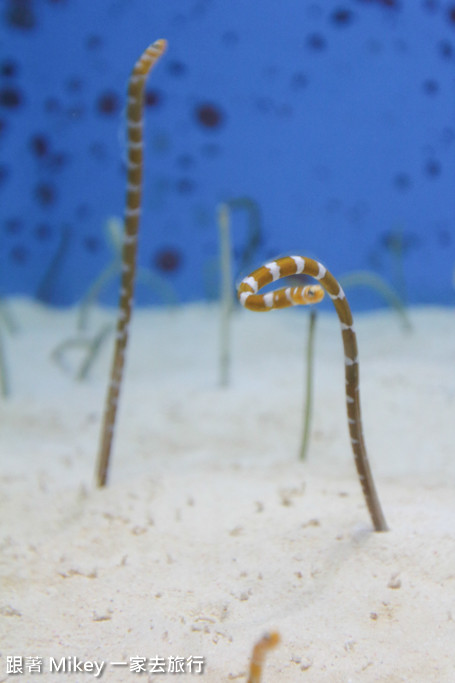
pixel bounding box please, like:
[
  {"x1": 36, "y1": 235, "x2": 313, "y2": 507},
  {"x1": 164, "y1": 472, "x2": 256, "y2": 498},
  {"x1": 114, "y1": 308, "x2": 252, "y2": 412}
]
[
  {"x1": 381, "y1": 230, "x2": 419, "y2": 252},
  {"x1": 145, "y1": 89, "x2": 162, "y2": 108},
  {"x1": 10, "y1": 244, "x2": 29, "y2": 263},
  {"x1": 82, "y1": 236, "x2": 101, "y2": 252},
  {"x1": 291, "y1": 72, "x2": 308, "y2": 89},
  {"x1": 5, "y1": 0, "x2": 36, "y2": 29},
  {"x1": 35, "y1": 182, "x2": 57, "y2": 206},
  {"x1": 356, "y1": 0, "x2": 400, "y2": 7},
  {"x1": 154, "y1": 247, "x2": 182, "y2": 273},
  {"x1": 47, "y1": 151, "x2": 69, "y2": 172},
  {"x1": 0, "y1": 86, "x2": 23, "y2": 108},
  {"x1": 86, "y1": 34, "x2": 103, "y2": 50},
  {"x1": 66, "y1": 77, "x2": 83, "y2": 93},
  {"x1": 448, "y1": 5, "x2": 455, "y2": 24},
  {"x1": 5, "y1": 218, "x2": 23, "y2": 234},
  {"x1": 424, "y1": 159, "x2": 441, "y2": 177},
  {"x1": 175, "y1": 178, "x2": 195, "y2": 194},
  {"x1": 276, "y1": 103, "x2": 293, "y2": 118},
  {"x1": 422, "y1": 0, "x2": 438, "y2": 12},
  {"x1": 393, "y1": 172, "x2": 411, "y2": 191},
  {"x1": 89, "y1": 141, "x2": 107, "y2": 160},
  {"x1": 97, "y1": 91, "x2": 121, "y2": 116},
  {"x1": 438, "y1": 40, "x2": 453, "y2": 59},
  {"x1": 0, "y1": 165, "x2": 9, "y2": 186},
  {"x1": 422, "y1": 79, "x2": 439, "y2": 95},
  {"x1": 1, "y1": 60, "x2": 19, "y2": 78},
  {"x1": 331, "y1": 8, "x2": 354, "y2": 25},
  {"x1": 0, "y1": 118, "x2": 6, "y2": 136},
  {"x1": 34, "y1": 223, "x2": 53, "y2": 241},
  {"x1": 167, "y1": 60, "x2": 187, "y2": 77},
  {"x1": 176, "y1": 153, "x2": 194, "y2": 170},
  {"x1": 306, "y1": 33, "x2": 326, "y2": 51},
  {"x1": 195, "y1": 102, "x2": 224, "y2": 129},
  {"x1": 29, "y1": 134, "x2": 50, "y2": 159},
  {"x1": 44, "y1": 97, "x2": 61, "y2": 114}
]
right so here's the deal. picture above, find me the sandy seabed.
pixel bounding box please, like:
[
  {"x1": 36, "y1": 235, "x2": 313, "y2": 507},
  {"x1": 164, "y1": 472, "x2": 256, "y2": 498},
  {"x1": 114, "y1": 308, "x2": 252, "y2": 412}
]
[{"x1": 1, "y1": 299, "x2": 454, "y2": 682}]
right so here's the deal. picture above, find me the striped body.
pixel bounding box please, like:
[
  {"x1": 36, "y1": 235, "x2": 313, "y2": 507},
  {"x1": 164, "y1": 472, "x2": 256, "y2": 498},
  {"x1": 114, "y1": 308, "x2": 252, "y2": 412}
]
[
  {"x1": 96, "y1": 39, "x2": 167, "y2": 487},
  {"x1": 238, "y1": 255, "x2": 387, "y2": 532}
]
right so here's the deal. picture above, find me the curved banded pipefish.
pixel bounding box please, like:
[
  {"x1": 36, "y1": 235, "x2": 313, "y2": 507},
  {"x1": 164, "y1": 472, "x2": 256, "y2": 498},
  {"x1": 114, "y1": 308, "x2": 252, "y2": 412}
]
[
  {"x1": 96, "y1": 39, "x2": 167, "y2": 487},
  {"x1": 247, "y1": 631, "x2": 281, "y2": 683},
  {"x1": 237, "y1": 255, "x2": 388, "y2": 532}
]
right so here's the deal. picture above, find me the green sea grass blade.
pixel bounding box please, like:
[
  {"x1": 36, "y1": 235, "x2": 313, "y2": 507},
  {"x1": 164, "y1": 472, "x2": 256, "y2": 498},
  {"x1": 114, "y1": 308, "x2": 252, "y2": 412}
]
[
  {"x1": 299, "y1": 310, "x2": 317, "y2": 461},
  {"x1": 340, "y1": 270, "x2": 411, "y2": 331}
]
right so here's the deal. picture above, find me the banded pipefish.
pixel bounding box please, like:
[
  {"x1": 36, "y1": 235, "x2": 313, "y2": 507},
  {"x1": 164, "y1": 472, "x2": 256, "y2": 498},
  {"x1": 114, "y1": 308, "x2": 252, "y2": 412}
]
[
  {"x1": 96, "y1": 39, "x2": 167, "y2": 487},
  {"x1": 247, "y1": 631, "x2": 281, "y2": 683},
  {"x1": 238, "y1": 255, "x2": 387, "y2": 532}
]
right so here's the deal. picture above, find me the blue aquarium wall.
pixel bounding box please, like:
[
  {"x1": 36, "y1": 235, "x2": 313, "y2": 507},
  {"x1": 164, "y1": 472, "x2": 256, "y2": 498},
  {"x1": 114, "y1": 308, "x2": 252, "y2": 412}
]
[{"x1": 0, "y1": 0, "x2": 454, "y2": 308}]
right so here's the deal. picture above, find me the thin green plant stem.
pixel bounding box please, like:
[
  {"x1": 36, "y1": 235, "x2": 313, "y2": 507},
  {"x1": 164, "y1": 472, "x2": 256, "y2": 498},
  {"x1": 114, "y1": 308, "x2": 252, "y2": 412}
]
[
  {"x1": 135, "y1": 268, "x2": 178, "y2": 305},
  {"x1": 0, "y1": 298, "x2": 19, "y2": 334},
  {"x1": 78, "y1": 259, "x2": 121, "y2": 331},
  {"x1": 51, "y1": 325, "x2": 114, "y2": 381},
  {"x1": 299, "y1": 309, "x2": 317, "y2": 461},
  {"x1": 78, "y1": 216, "x2": 178, "y2": 332},
  {"x1": 0, "y1": 326, "x2": 10, "y2": 398},
  {"x1": 390, "y1": 222, "x2": 407, "y2": 304},
  {"x1": 216, "y1": 196, "x2": 261, "y2": 387},
  {"x1": 76, "y1": 324, "x2": 114, "y2": 381},
  {"x1": 36, "y1": 224, "x2": 72, "y2": 303},
  {"x1": 223, "y1": 196, "x2": 262, "y2": 276},
  {"x1": 339, "y1": 270, "x2": 411, "y2": 331},
  {"x1": 218, "y1": 203, "x2": 233, "y2": 387}
]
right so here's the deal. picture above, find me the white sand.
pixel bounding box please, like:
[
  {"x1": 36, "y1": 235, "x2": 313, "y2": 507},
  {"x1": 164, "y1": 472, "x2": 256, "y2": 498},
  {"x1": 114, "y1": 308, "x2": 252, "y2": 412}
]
[{"x1": 1, "y1": 300, "x2": 454, "y2": 682}]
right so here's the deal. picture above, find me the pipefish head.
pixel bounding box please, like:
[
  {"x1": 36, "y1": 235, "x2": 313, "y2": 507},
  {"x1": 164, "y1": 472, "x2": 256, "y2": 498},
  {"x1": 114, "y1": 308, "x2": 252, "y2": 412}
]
[{"x1": 292, "y1": 283, "x2": 324, "y2": 305}]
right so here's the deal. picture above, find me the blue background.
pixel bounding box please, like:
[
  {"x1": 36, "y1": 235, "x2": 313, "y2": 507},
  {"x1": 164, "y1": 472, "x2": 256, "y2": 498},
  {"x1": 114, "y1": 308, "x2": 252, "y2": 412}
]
[{"x1": 1, "y1": 0, "x2": 454, "y2": 308}]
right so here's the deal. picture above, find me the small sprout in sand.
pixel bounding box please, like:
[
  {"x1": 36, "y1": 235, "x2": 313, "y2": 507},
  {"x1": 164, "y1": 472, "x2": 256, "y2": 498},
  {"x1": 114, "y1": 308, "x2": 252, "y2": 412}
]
[
  {"x1": 388, "y1": 572, "x2": 402, "y2": 589},
  {"x1": 247, "y1": 631, "x2": 281, "y2": 683}
]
